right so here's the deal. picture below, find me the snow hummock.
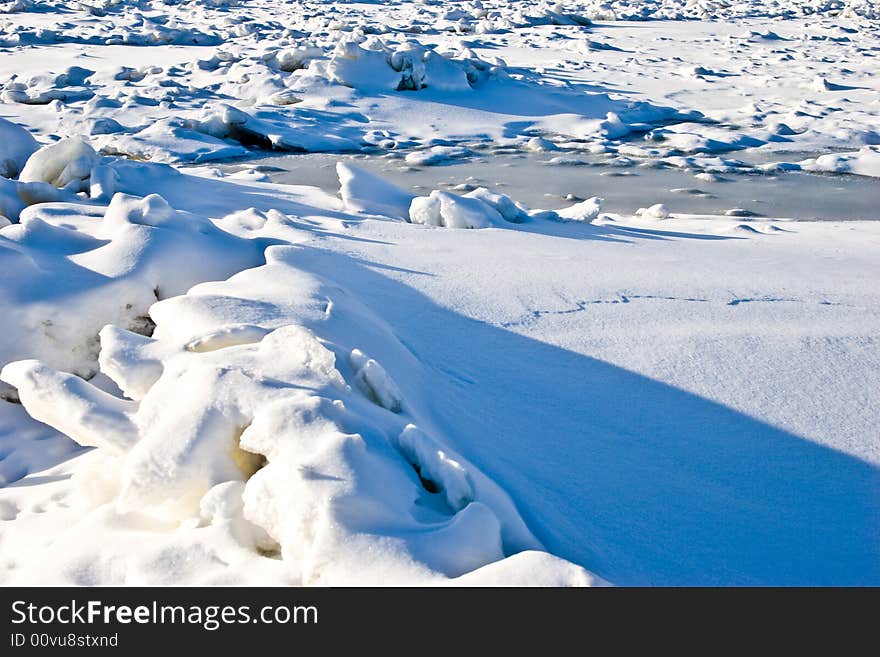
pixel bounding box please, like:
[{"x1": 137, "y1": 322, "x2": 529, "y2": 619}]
[
  {"x1": 799, "y1": 147, "x2": 880, "y2": 178},
  {"x1": 0, "y1": 117, "x2": 38, "y2": 179},
  {"x1": 19, "y1": 138, "x2": 98, "y2": 192},
  {"x1": 338, "y1": 162, "x2": 414, "y2": 220},
  {"x1": 410, "y1": 190, "x2": 503, "y2": 229},
  {"x1": 0, "y1": 235, "x2": 597, "y2": 585}
]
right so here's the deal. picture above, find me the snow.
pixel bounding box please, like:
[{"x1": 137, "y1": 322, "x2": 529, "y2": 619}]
[
  {"x1": 410, "y1": 190, "x2": 503, "y2": 229},
  {"x1": 18, "y1": 137, "x2": 98, "y2": 191},
  {"x1": 0, "y1": 0, "x2": 878, "y2": 587},
  {"x1": 0, "y1": 117, "x2": 37, "y2": 179},
  {"x1": 799, "y1": 147, "x2": 880, "y2": 178},
  {"x1": 337, "y1": 162, "x2": 414, "y2": 220}
]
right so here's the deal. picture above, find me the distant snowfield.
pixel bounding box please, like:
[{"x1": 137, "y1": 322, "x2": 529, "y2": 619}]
[{"x1": 0, "y1": 0, "x2": 878, "y2": 586}]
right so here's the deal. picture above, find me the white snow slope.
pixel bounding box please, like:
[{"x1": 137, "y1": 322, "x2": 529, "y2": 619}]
[{"x1": 0, "y1": 1, "x2": 878, "y2": 586}]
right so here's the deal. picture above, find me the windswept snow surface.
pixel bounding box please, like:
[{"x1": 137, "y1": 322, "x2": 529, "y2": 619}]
[{"x1": 0, "y1": 1, "x2": 879, "y2": 586}]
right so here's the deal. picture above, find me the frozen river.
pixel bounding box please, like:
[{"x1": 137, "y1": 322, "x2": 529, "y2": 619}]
[{"x1": 214, "y1": 151, "x2": 879, "y2": 222}]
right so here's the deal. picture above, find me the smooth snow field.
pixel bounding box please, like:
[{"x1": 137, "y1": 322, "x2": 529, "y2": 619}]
[{"x1": 0, "y1": 0, "x2": 878, "y2": 586}]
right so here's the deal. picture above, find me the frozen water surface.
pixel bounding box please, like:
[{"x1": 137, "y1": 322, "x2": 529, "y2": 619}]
[{"x1": 215, "y1": 152, "x2": 880, "y2": 221}]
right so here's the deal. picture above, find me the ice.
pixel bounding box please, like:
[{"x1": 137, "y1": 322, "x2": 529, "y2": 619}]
[
  {"x1": 410, "y1": 190, "x2": 503, "y2": 229},
  {"x1": 799, "y1": 147, "x2": 880, "y2": 178},
  {"x1": 18, "y1": 137, "x2": 98, "y2": 192},
  {"x1": 555, "y1": 196, "x2": 603, "y2": 222},
  {"x1": 405, "y1": 146, "x2": 473, "y2": 167},
  {"x1": 337, "y1": 162, "x2": 414, "y2": 220},
  {"x1": 637, "y1": 203, "x2": 671, "y2": 219},
  {"x1": 329, "y1": 39, "x2": 487, "y2": 93},
  {"x1": 1, "y1": 360, "x2": 137, "y2": 453},
  {"x1": 349, "y1": 348, "x2": 404, "y2": 413},
  {"x1": 4, "y1": 239, "x2": 581, "y2": 584},
  {"x1": 396, "y1": 424, "x2": 472, "y2": 511}
]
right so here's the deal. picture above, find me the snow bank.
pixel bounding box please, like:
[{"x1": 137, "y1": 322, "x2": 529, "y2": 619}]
[
  {"x1": 2, "y1": 0, "x2": 877, "y2": 589},
  {"x1": 2, "y1": 242, "x2": 596, "y2": 585},
  {"x1": 0, "y1": 190, "x2": 267, "y2": 378}
]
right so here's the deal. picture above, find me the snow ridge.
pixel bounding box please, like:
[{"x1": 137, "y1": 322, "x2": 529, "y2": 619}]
[{"x1": 0, "y1": 151, "x2": 601, "y2": 584}]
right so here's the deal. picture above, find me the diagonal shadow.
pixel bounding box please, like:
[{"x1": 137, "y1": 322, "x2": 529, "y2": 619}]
[{"x1": 290, "y1": 245, "x2": 880, "y2": 586}]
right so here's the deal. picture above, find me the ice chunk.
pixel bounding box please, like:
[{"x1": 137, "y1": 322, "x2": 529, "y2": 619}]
[
  {"x1": 98, "y1": 326, "x2": 166, "y2": 401},
  {"x1": 0, "y1": 117, "x2": 39, "y2": 179},
  {"x1": 0, "y1": 359, "x2": 137, "y2": 453},
  {"x1": 410, "y1": 190, "x2": 502, "y2": 229},
  {"x1": 555, "y1": 196, "x2": 603, "y2": 222},
  {"x1": 18, "y1": 137, "x2": 98, "y2": 192},
  {"x1": 329, "y1": 41, "x2": 401, "y2": 92},
  {"x1": 89, "y1": 164, "x2": 119, "y2": 201},
  {"x1": 404, "y1": 146, "x2": 471, "y2": 167},
  {"x1": 349, "y1": 348, "x2": 403, "y2": 412},
  {"x1": 423, "y1": 50, "x2": 471, "y2": 92},
  {"x1": 337, "y1": 162, "x2": 414, "y2": 220},
  {"x1": 525, "y1": 136, "x2": 557, "y2": 152},
  {"x1": 185, "y1": 324, "x2": 271, "y2": 353},
  {"x1": 465, "y1": 187, "x2": 529, "y2": 223},
  {"x1": 397, "y1": 425, "x2": 473, "y2": 511},
  {"x1": 800, "y1": 147, "x2": 880, "y2": 179},
  {"x1": 637, "y1": 203, "x2": 671, "y2": 219}
]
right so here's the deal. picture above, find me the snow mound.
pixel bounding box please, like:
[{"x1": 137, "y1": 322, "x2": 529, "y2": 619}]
[
  {"x1": 0, "y1": 118, "x2": 39, "y2": 178},
  {"x1": 18, "y1": 138, "x2": 98, "y2": 192},
  {"x1": 184, "y1": 105, "x2": 361, "y2": 155},
  {"x1": 410, "y1": 190, "x2": 503, "y2": 229},
  {"x1": 337, "y1": 162, "x2": 414, "y2": 220},
  {"x1": 453, "y1": 550, "x2": 607, "y2": 587},
  {"x1": 799, "y1": 147, "x2": 880, "y2": 178},
  {"x1": 1, "y1": 66, "x2": 94, "y2": 105},
  {"x1": 555, "y1": 196, "x2": 604, "y2": 222},
  {"x1": 329, "y1": 38, "x2": 497, "y2": 92},
  {"x1": 0, "y1": 190, "x2": 268, "y2": 378},
  {"x1": 637, "y1": 203, "x2": 671, "y2": 219},
  {"x1": 465, "y1": 188, "x2": 530, "y2": 223},
  {"x1": 98, "y1": 118, "x2": 248, "y2": 164},
  {"x1": 2, "y1": 243, "x2": 596, "y2": 585}
]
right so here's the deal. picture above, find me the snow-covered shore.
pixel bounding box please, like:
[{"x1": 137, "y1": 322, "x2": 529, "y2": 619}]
[{"x1": 0, "y1": 1, "x2": 878, "y2": 586}]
